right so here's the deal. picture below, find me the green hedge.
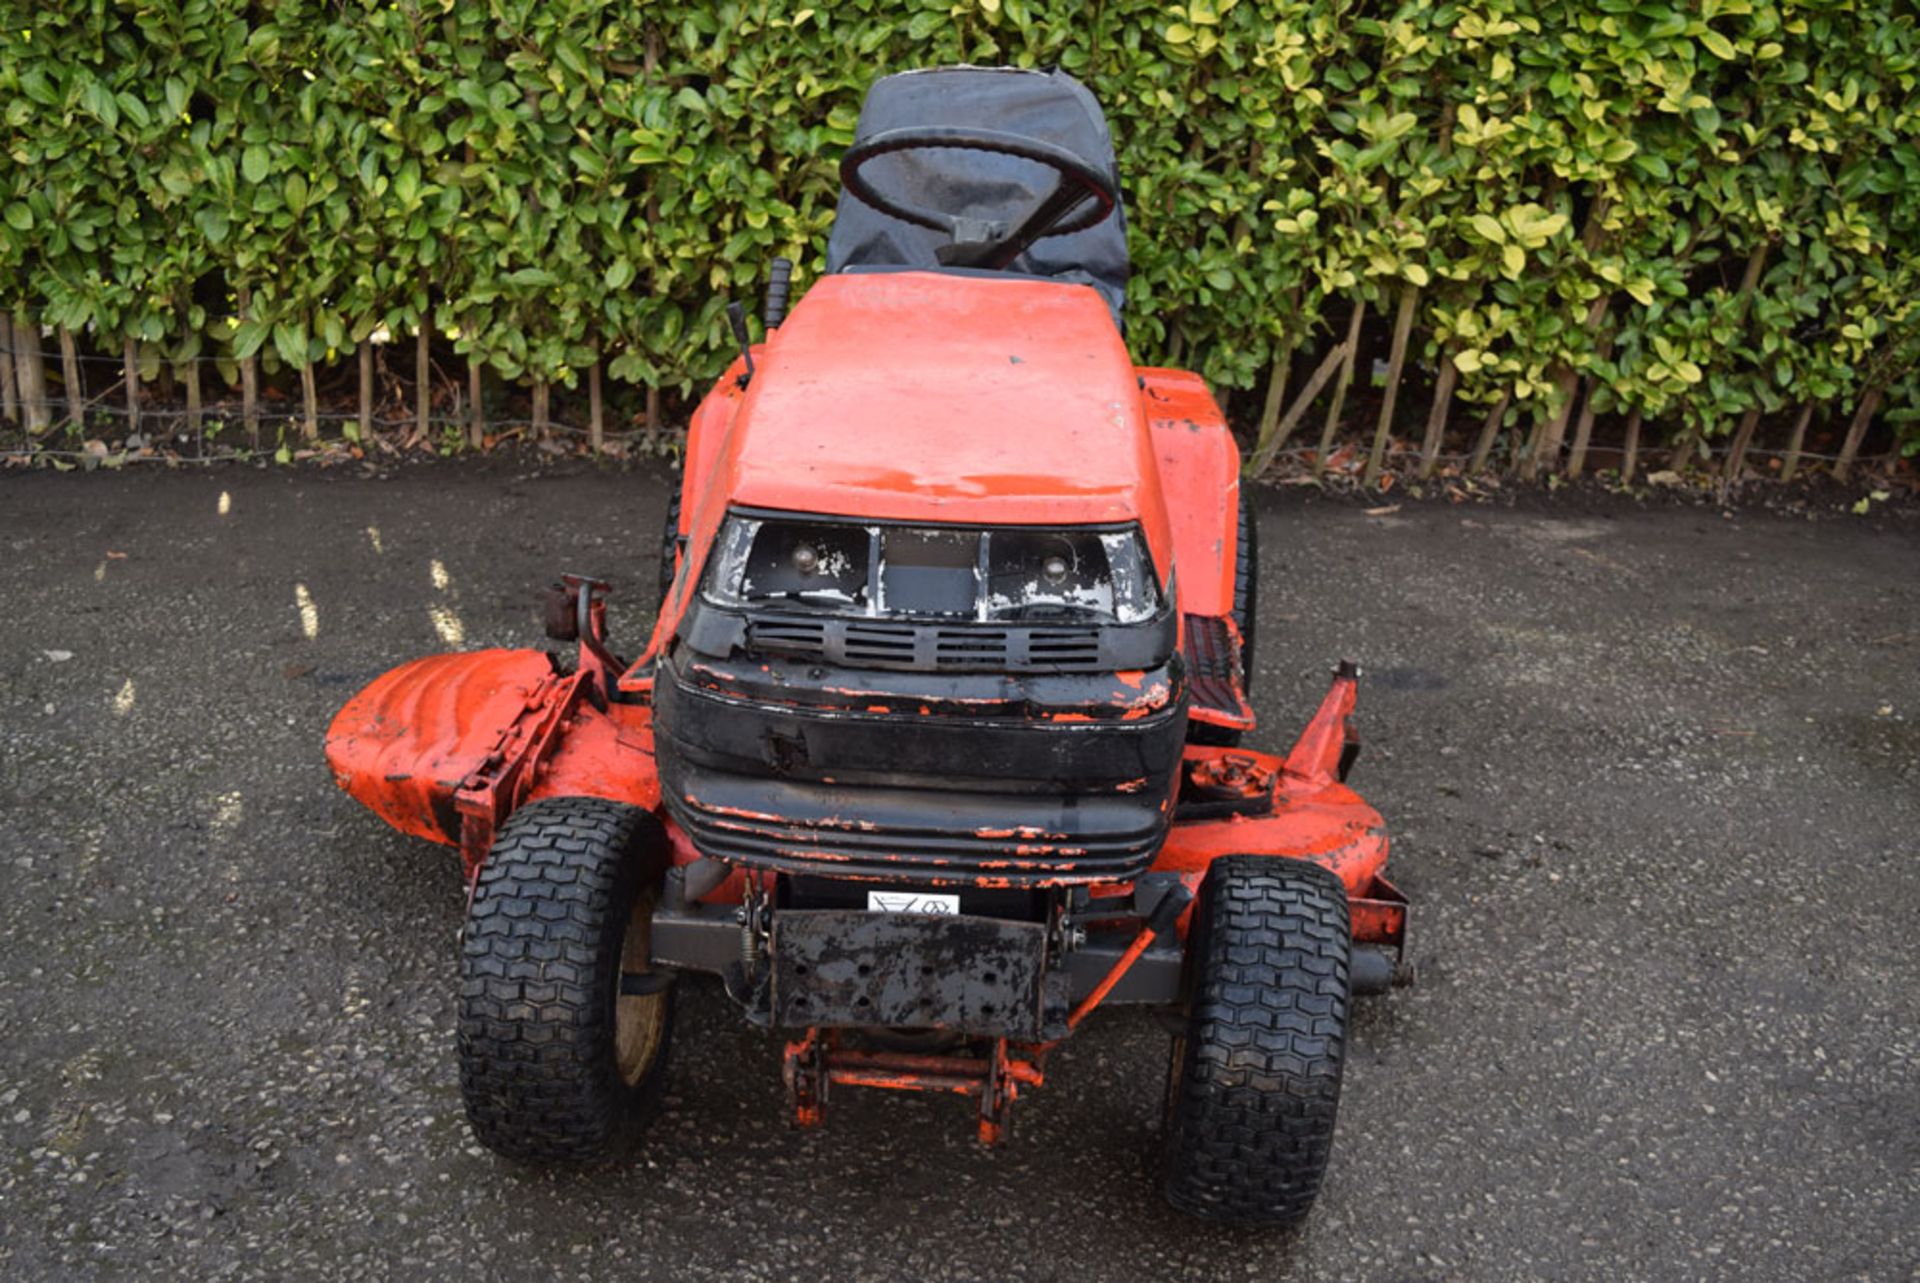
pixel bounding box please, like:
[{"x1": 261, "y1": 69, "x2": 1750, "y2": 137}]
[{"x1": 2, "y1": 1, "x2": 1916, "y2": 478}]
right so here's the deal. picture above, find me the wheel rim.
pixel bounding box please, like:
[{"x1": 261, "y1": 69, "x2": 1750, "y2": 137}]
[{"x1": 614, "y1": 889, "x2": 668, "y2": 1087}]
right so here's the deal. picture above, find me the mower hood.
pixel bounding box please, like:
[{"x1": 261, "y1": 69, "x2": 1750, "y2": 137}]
[{"x1": 714, "y1": 271, "x2": 1171, "y2": 562}]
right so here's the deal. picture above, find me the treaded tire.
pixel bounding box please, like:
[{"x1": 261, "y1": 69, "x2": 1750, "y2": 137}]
[
  {"x1": 657, "y1": 489, "x2": 683, "y2": 606},
  {"x1": 1160, "y1": 855, "x2": 1351, "y2": 1226},
  {"x1": 458, "y1": 796, "x2": 674, "y2": 1164},
  {"x1": 1190, "y1": 492, "x2": 1258, "y2": 747},
  {"x1": 1232, "y1": 490, "x2": 1258, "y2": 694}
]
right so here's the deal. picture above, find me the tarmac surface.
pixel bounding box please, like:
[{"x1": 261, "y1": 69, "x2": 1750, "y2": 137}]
[{"x1": 1, "y1": 462, "x2": 1916, "y2": 1281}]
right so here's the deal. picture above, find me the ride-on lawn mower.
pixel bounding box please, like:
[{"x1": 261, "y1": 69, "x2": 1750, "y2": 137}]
[{"x1": 326, "y1": 66, "x2": 1407, "y2": 1226}]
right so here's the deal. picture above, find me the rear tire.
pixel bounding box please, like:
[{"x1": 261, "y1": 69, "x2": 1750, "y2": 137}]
[
  {"x1": 1231, "y1": 490, "x2": 1258, "y2": 694},
  {"x1": 657, "y1": 489, "x2": 683, "y2": 606},
  {"x1": 458, "y1": 796, "x2": 674, "y2": 1164},
  {"x1": 1160, "y1": 855, "x2": 1351, "y2": 1226}
]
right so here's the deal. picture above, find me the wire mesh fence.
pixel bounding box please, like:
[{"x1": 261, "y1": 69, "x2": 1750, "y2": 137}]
[
  {"x1": 0, "y1": 323, "x2": 1906, "y2": 486},
  {"x1": 0, "y1": 324, "x2": 677, "y2": 464}
]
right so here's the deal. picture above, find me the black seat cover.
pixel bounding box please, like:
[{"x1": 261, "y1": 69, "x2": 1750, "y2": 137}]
[{"x1": 825, "y1": 66, "x2": 1130, "y2": 317}]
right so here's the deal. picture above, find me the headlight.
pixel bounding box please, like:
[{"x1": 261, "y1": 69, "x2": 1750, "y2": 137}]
[
  {"x1": 706, "y1": 515, "x2": 872, "y2": 608},
  {"x1": 703, "y1": 513, "x2": 1159, "y2": 624},
  {"x1": 983, "y1": 528, "x2": 1157, "y2": 623}
]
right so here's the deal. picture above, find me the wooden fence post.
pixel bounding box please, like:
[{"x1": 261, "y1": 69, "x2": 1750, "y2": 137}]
[
  {"x1": 358, "y1": 343, "x2": 373, "y2": 442},
  {"x1": 1247, "y1": 350, "x2": 1292, "y2": 469},
  {"x1": 238, "y1": 285, "x2": 260, "y2": 449},
  {"x1": 1246, "y1": 342, "x2": 1349, "y2": 479},
  {"x1": 1364, "y1": 284, "x2": 1420, "y2": 487},
  {"x1": 1778, "y1": 402, "x2": 1814, "y2": 482},
  {"x1": 1312, "y1": 300, "x2": 1366, "y2": 477},
  {"x1": 414, "y1": 317, "x2": 432, "y2": 445},
  {"x1": 1417, "y1": 354, "x2": 1458, "y2": 480},
  {"x1": 300, "y1": 359, "x2": 318, "y2": 440},
  {"x1": 1621, "y1": 407, "x2": 1644, "y2": 483},
  {"x1": 1832, "y1": 386, "x2": 1883, "y2": 484},
  {"x1": 0, "y1": 313, "x2": 16, "y2": 425},
  {"x1": 57, "y1": 328, "x2": 83, "y2": 430},
  {"x1": 1468, "y1": 390, "x2": 1512, "y2": 475},
  {"x1": 183, "y1": 358, "x2": 202, "y2": 442},
  {"x1": 13, "y1": 310, "x2": 50, "y2": 434},
  {"x1": 122, "y1": 338, "x2": 140, "y2": 435},
  {"x1": 1721, "y1": 405, "x2": 1762, "y2": 488},
  {"x1": 589, "y1": 361, "x2": 604, "y2": 455},
  {"x1": 468, "y1": 357, "x2": 485, "y2": 449}
]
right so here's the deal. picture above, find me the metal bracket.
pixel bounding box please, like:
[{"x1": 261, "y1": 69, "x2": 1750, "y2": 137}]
[
  {"x1": 557, "y1": 573, "x2": 619, "y2": 704},
  {"x1": 452, "y1": 669, "x2": 590, "y2": 881},
  {"x1": 779, "y1": 1028, "x2": 1046, "y2": 1146}
]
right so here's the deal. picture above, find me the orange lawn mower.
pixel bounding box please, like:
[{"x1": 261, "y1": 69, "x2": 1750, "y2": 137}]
[{"x1": 325, "y1": 66, "x2": 1409, "y2": 1227}]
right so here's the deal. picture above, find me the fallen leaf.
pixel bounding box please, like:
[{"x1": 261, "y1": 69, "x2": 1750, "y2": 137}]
[
  {"x1": 43, "y1": 650, "x2": 74, "y2": 662},
  {"x1": 1647, "y1": 470, "x2": 1683, "y2": 487},
  {"x1": 105, "y1": 550, "x2": 128, "y2": 559},
  {"x1": 1364, "y1": 504, "x2": 1402, "y2": 517}
]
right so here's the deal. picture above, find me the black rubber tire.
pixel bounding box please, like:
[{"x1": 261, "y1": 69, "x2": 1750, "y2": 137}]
[
  {"x1": 657, "y1": 489, "x2": 683, "y2": 607},
  {"x1": 1160, "y1": 855, "x2": 1351, "y2": 1227},
  {"x1": 458, "y1": 796, "x2": 674, "y2": 1164},
  {"x1": 1232, "y1": 490, "x2": 1258, "y2": 694},
  {"x1": 1189, "y1": 492, "x2": 1258, "y2": 747}
]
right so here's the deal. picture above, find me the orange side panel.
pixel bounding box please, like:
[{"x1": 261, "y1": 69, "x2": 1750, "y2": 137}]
[
  {"x1": 678, "y1": 366, "x2": 749, "y2": 540},
  {"x1": 1139, "y1": 367, "x2": 1239, "y2": 619}
]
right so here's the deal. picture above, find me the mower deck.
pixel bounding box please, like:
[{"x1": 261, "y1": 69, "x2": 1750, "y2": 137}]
[{"x1": 327, "y1": 648, "x2": 1400, "y2": 923}]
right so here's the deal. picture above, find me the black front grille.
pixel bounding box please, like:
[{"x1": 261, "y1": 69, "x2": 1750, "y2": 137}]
[
  {"x1": 843, "y1": 621, "x2": 919, "y2": 665},
  {"x1": 745, "y1": 617, "x2": 827, "y2": 658},
  {"x1": 745, "y1": 614, "x2": 1106, "y2": 673}
]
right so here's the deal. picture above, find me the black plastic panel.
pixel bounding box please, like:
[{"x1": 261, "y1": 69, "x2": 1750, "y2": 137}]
[
  {"x1": 771, "y1": 909, "x2": 1051, "y2": 1037},
  {"x1": 659, "y1": 755, "x2": 1170, "y2": 887},
  {"x1": 1184, "y1": 613, "x2": 1245, "y2": 717}
]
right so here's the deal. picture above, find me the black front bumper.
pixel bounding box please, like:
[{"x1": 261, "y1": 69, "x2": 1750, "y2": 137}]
[
  {"x1": 653, "y1": 650, "x2": 1186, "y2": 887},
  {"x1": 662, "y1": 758, "x2": 1170, "y2": 886}
]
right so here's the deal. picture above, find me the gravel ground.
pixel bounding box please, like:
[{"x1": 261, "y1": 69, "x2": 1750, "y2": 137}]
[{"x1": 1, "y1": 463, "x2": 1916, "y2": 1281}]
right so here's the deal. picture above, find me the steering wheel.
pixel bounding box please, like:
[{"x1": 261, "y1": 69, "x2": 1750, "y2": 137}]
[{"x1": 840, "y1": 126, "x2": 1119, "y2": 248}]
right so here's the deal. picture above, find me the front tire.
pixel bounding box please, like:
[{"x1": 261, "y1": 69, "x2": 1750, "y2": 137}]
[
  {"x1": 1160, "y1": 855, "x2": 1351, "y2": 1226},
  {"x1": 458, "y1": 796, "x2": 674, "y2": 1164}
]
